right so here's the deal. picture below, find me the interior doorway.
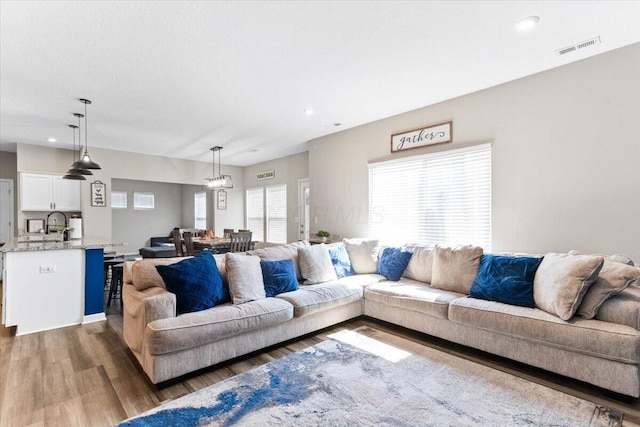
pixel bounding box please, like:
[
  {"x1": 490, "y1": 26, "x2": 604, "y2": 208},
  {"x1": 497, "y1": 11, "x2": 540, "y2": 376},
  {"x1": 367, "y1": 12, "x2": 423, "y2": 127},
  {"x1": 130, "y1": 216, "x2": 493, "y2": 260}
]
[
  {"x1": 298, "y1": 179, "x2": 310, "y2": 240},
  {"x1": 0, "y1": 179, "x2": 14, "y2": 244}
]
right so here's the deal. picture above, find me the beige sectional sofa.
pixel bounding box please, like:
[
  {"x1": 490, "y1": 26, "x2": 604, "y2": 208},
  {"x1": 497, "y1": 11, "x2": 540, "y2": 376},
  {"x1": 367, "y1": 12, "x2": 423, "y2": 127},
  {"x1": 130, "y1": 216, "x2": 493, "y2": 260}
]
[{"x1": 122, "y1": 241, "x2": 640, "y2": 398}]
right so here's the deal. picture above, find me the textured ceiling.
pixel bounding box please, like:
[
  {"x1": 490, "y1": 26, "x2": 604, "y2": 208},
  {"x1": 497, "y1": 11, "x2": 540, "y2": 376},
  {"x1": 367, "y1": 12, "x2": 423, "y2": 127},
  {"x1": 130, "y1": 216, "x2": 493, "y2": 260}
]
[{"x1": 1, "y1": 1, "x2": 639, "y2": 166}]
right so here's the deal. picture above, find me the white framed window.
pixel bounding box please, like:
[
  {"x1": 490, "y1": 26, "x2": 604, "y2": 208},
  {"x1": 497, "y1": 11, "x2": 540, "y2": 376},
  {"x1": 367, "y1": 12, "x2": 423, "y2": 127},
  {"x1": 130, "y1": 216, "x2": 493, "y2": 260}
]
[
  {"x1": 246, "y1": 187, "x2": 265, "y2": 242},
  {"x1": 246, "y1": 184, "x2": 287, "y2": 244},
  {"x1": 133, "y1": 192, "x2": 155, "y2": 210},
  {"x1": 368, "y1": 143, "x2": 491, "y2": 249},
  {"x1": 111, "y1": 191, "x2": 127, "y2": 209},
  {"x1": 194, "y1": 192, "x2": 207, "y2": 229}
]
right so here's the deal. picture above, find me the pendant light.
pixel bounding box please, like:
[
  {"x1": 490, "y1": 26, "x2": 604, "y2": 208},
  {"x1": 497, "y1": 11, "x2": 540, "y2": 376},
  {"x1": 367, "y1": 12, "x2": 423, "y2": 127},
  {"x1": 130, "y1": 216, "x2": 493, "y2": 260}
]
[
  {"x1": 204, "y1": 146, "x2": 233, "y2": 189},
  {"x1": 72, "y1": 98, "x2": 101, "y2": 170},
  {"x1": 63, "y1": 123, "x2": 89, "y2": 180}
]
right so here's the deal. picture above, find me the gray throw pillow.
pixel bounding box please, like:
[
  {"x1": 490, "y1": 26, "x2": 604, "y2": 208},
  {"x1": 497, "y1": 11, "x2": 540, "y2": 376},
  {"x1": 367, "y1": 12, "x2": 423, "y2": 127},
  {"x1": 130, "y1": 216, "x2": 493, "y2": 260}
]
[
  {"x1": 342, "y1": 238, "x2": 380, "y2": 274},
  {"x1": 430, "y1": 245, "x2": 483, "y2": 294},
  {"x1": 576, "y1": 259, "x2": 640, "y2": 319},
  {"x1": 225, "y1": 253, "x2": 266, "y2": 304},
  {"x1": 533, "y1": 253, "x2": 604, "y2": 320},
  {"x1": 402, "y1": 245, "x2": 434, "y2": 283},
  {"x1": 298, "y1": 244, "x2": 338, "y2": 285}
]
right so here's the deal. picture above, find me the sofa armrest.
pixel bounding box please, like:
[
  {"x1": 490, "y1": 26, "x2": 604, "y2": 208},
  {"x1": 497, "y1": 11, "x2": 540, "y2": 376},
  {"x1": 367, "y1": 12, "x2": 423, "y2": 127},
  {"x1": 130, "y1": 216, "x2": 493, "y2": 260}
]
[
  {"x1": 596, "y1": 286, "x2": 640, "y2": 331},
  {"x1": 123, "y1": 282, "x2": 176, "y2": 354}
]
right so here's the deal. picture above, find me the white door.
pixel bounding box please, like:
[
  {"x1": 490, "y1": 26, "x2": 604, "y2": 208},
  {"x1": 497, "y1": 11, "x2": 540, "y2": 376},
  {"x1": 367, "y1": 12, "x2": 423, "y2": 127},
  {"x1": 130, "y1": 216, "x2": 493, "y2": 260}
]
[
  {"x1": 0, "y1": 179, "x2": 14, "y2": 243},
  {"x1": 298, "y1": 179, "x2": 310, "y2": 240},
  {"x1": 21, "y1": 173, "x2": 53, "y2": 211},
  {"x1": 52, "y1": 175, "x2": 81, "y2": 211}
]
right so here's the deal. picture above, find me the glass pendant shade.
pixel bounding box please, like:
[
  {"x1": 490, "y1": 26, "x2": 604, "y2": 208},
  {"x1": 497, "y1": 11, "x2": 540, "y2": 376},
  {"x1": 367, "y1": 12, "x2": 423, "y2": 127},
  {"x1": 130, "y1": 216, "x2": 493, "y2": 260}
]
[{"x1": 204, "y1": 146, "x2": 233, "y2": 189}]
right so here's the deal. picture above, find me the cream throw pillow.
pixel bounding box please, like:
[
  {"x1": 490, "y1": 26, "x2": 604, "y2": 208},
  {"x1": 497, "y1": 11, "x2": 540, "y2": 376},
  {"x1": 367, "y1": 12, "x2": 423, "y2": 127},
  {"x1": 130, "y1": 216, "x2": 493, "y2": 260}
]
[
  {"x1": 533, "y1": 253, "x2": 604, "y2": 320},
  {"x1": 248, "y1": 240, "x2": 309, "y2": 281},
  {"x1": 402, "y1": 245, "x2": 434, "y2": 283},
  {"x1": 298, "y1": 245, "x2": 338, "y2": 285},
  {"x1": 225, "y1": 253, "x2": 266, "y2": 304},
  {"x1": 342, "y1": 238, "x2": 380, "y2": 274},
  {"x1": 430, "y1": 245, "x2": 483, "y2": 294},
  {"x1": 576, "y1": 260, "x2": 640, "y2": 319}
]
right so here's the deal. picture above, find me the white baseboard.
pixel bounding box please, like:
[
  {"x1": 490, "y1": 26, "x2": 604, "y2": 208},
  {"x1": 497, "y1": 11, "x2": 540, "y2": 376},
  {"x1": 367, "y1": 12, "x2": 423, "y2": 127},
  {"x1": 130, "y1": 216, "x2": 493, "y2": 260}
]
[{"x1": 83, "y1": 313, "x2": 107, "y2": 324}]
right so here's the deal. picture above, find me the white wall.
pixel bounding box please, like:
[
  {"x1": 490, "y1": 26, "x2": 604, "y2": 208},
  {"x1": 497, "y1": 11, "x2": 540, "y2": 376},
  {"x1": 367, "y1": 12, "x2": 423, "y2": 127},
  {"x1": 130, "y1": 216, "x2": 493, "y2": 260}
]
[
  {"x1": 0, "y1": 151, "x2": 18, "y2": 235},
  {"x1": 16, "y1": 144, "x2": 245, "y2": 242},
  {"x1": 309, "y1": 43, "x2": 640, "y2": 261},
  {"x1": 243, "y1": 152, "x2": 309, "y2": 243}
]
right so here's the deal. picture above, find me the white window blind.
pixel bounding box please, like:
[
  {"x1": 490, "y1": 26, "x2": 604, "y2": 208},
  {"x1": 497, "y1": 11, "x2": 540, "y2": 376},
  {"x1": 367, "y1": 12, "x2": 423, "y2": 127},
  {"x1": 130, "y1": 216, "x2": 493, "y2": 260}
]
[
  {"x1": 369, "y1": 143, "x2": 491, "y2": 250},
  {"x1": 111, "y1": 191, "x2": 127, "y2": 209},
  {"x1": 246, "y1": 187, "x2": 265, "y2": 242},
  {"x1": 266, "y1": 184, "x2": 287, "y2": 244},
  {"x1": 194, "y1": 192, "x2": 207, "y2": 229},
  {"x1": 133, "y1": 192, "x2": 155, "y2": 210}
]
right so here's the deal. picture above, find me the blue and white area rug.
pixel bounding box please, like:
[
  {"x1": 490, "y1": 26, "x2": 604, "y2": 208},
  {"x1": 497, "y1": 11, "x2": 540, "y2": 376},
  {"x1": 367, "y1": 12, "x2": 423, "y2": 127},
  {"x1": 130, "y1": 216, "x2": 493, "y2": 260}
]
[{"x1": 120, "y1": 327, "x2": 622, "y2": 426}]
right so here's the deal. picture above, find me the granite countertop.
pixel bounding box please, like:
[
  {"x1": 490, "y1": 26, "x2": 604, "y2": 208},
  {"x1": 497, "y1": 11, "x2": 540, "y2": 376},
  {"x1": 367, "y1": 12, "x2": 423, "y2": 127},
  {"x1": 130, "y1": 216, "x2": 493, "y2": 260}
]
[{"x1": 0, "y1": 235, "x2": 127, "y2": 253}]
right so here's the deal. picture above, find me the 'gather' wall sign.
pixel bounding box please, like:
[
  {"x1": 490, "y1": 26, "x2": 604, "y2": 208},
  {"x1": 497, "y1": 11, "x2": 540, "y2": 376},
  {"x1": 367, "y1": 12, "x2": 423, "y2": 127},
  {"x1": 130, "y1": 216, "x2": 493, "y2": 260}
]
[{"x1": 391, "y1": 121, "x2": 452, "y2": 153}]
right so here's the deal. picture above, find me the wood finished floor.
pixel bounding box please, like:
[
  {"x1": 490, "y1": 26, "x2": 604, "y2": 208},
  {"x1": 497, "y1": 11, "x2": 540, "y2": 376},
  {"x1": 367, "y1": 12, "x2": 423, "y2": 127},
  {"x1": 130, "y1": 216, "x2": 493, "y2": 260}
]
[{"x1": 1, "y1": 282, "x2": 640, "y2": 427}]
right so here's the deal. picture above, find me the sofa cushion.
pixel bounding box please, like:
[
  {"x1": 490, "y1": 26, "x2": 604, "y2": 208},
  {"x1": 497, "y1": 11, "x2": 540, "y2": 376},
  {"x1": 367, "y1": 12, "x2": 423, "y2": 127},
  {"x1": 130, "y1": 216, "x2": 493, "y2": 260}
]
[
  {"x1": 402, "y1": 245, "x2": 434, "y2": 283},
  {"x1": 449, "y1": 297, "x2": 640, "y2": 364},
  {"x1": 343, "y1": 238, "x2": 381, "y2": 274},
  {"x1": 430, "y1": 245, "x2": 483, "y2": 294},
  {"x1": 596, "y1": 286, "x2": 640, "y2": 330},
  {"x1": 298, "y1": 244, "x2": 338, "y2": 285},
  {"x1": 533, "y1": 253, "x2": 604, "y2": 320},
  {"x1": 275, "y1": 283, "x2": 362, "y2": 317},
  {"x1": 577, "y1": 260, "x2": 640, "y2": 319},
  {"x1": 468, "y1": 254, "x2": 543, "y2": 308},
  {"x1": 328, "y1": 243, "x2": 356, "y2": 278},
  {"x1": 225, "y1": 253, "x2": 266, "y2": 304},
  {"x1": 130, "y1": 257, "x2": 187, "y2": 291},
  {"x1": 156, "y1": 251, "x2": 229, "y2": 315},
  {"x1": 248, "y1": 240, "x2": 310, "y2": 281},
  {"x1": 334, "y1": 273, "x2": 387, "y2": 287},
  {"x1": 377, "y1": 247, "x2": 413, "y2": 281},
  {"x1": 261, "y1": 259, "x2": 299, "y2": 297},
  {"x1": 365, "y1": 279, "x2": 464, "y2": 320},
  {"x1": 145, "y1": 298, "x2": 293, "y2": 355}
]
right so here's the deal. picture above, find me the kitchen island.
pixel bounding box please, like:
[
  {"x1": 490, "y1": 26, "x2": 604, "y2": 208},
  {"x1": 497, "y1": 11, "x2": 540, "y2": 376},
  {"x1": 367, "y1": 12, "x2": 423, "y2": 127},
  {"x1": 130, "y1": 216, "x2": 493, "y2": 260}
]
[{"x1": 1, "y1": 236, "x2": 126, "y2": 336}]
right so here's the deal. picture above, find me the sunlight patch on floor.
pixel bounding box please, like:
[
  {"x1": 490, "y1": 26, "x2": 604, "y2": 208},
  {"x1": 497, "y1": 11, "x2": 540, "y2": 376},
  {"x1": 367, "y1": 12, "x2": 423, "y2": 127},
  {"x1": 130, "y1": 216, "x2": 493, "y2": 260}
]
[{"x1": 328, "y1": 330, "x2": 411, "y2": 363}]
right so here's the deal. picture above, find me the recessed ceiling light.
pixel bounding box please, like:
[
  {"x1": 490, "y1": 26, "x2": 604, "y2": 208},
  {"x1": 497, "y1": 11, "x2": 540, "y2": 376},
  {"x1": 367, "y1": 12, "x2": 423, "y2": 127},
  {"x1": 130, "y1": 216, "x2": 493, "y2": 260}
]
[
  {"x1": 515, "y1": 16, "x2": 540, "y2": 31},
  {"x1": 47, "y1": 137, "x2": 57, "y2": 143},
  {"x1": 303, "y1": 109, "x2": 314, "y2": 116}
]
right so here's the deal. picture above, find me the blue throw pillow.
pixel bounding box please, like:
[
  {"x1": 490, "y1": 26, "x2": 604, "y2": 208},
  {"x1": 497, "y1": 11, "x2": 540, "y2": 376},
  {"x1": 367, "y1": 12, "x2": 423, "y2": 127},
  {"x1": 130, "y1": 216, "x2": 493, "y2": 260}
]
[
  {"x1": 377, "y1": 247, "x2": 413, "y2": 281},
  {"x1": 328, "y1": 244, "x2": 355, "y2": 278},
  {"x1": 469, "y1": 254, "x2": 543, "y2": 308},
  {"x1": 261, "y1": 259, "x2": 299, "y2": 297},
  {"x1": 156, "y1": 250, "x2": 229, "y2": 315}
]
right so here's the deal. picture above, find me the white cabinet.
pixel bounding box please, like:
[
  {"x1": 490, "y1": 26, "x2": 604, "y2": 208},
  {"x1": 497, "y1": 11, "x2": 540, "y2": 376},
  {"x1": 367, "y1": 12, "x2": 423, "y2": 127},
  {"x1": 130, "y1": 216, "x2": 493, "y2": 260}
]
[{"x1": 20, "y1": 173, "x2": 81, "y2": 211}]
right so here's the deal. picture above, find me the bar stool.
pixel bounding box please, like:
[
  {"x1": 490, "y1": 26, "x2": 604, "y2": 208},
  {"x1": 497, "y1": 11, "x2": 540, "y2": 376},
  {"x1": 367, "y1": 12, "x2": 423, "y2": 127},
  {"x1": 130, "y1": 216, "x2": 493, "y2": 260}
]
[{"x1": 106, "y1": 263, "x2": 124, "y2": 313}]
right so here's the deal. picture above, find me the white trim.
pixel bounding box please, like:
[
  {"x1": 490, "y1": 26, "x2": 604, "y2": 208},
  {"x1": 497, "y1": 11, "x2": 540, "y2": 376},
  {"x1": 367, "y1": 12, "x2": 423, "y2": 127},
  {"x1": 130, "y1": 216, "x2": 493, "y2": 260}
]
[{"x1": 83, "y1": 313, "x2": 107, "y2": 324}]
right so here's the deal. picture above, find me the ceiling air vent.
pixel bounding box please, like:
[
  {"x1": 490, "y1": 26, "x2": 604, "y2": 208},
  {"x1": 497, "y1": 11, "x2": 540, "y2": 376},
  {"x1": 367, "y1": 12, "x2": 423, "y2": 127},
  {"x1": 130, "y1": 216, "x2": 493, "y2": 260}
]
[{"x1": 556, "y1": 36, "x2": 601, "y2": 56}]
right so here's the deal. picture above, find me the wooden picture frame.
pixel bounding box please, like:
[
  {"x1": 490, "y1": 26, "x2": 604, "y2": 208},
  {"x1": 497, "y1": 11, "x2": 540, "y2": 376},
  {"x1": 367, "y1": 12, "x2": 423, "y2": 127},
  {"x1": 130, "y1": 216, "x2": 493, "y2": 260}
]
[
  {"x1": 91, "y1": 180, "x2": 106, "y2": 207},
  {"x1": 217, "y1": 190, "x2": 227, "y2": 210},
  {"x1": 391, "y1": 121, "x2": 452, "y2": 153}
]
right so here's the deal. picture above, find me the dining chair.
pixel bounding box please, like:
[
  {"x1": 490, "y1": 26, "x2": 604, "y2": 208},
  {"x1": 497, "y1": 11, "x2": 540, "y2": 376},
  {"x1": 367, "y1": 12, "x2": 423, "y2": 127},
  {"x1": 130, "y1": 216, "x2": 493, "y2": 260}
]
[
  {"x1": 229, "y1": 231, "x2": 252, "y2": 253},
  {"x1": 223, "y1": 228, "x2": 234, "y2": 238},
  {"x1": 183, "y1": 231, "x2": 195, "y2": 256},
  {"x1": 238, "y1": 229, "x2": 250, "y2": 233},
  {"x1": 172, "y1": 229, "x2": 184, "y2": 257}
]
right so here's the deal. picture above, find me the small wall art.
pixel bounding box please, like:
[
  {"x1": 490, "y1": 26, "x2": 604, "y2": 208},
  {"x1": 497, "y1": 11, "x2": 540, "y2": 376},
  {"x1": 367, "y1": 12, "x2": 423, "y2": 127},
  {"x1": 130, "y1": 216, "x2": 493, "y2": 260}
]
[
  {"x1": 391, "y1": 121, "x2": 452, "y2": 153},
  {"x1": 217, "y1": 189, "x2": 227, "y2": 210},
  {"x1": 91, "y1": 180, "x2": 106, "y2": 207}
]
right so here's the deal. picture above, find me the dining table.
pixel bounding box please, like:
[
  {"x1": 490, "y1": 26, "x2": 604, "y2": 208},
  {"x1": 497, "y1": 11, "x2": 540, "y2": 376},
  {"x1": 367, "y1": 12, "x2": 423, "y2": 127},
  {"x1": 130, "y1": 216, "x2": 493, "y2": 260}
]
[{"x1": 191, "y1": 237, "x2": 256, "y2": 254}]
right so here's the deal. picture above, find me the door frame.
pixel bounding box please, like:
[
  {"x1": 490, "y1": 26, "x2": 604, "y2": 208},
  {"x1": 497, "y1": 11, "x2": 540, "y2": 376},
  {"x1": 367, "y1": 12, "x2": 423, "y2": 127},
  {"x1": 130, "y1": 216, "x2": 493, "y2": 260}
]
[
  {"x1": 297, "y1": 178, "x2": 310, "y2": 241},
  {"x1": 0, "y1": 178, "x2": 15, "y2": 244}
]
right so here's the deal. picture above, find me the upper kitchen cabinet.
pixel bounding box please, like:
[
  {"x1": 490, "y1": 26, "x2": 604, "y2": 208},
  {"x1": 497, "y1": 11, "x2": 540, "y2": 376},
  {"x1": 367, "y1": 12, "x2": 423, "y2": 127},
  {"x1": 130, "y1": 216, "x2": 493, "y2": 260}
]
[{"x1": 20, "y1": 172, "x2": 81, "y2": 211}]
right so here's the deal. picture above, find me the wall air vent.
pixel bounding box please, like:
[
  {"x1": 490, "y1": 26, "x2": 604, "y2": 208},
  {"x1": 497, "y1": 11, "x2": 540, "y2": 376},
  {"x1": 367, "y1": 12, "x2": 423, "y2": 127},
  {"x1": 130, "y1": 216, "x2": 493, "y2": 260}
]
[{"x1": 556, "y1": 36, "x2": 600, "y2": 56}]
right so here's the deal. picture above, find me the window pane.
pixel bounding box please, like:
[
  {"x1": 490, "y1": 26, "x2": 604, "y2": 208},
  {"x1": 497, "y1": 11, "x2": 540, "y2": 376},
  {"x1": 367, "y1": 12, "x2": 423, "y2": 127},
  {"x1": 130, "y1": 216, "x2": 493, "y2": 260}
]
[
  {"x1": 267, "y1": 184, "x2": 287, "y2": 244},
  {"x1": 133, "y1": 192, "x2": 154, "y2": 210},
  {"x1": 194, "y1": 192, "x2": 207, "y2": 229},
  {"x1": 369, "y1": 144, "x2": 491, "y2": 250},
  {"x1": 246, "y1": 187, "x2": 265, "y2": 242},
  {"x1": 111, "y1": 191, "x2": 127, "y2": 209}
]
